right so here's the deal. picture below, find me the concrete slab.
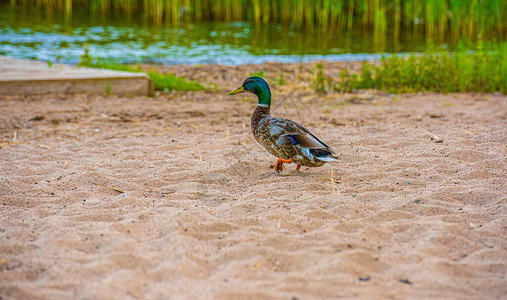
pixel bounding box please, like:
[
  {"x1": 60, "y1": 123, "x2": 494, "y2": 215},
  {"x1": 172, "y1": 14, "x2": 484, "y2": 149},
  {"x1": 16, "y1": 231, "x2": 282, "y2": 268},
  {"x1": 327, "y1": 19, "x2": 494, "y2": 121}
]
[{"x1": 0, "y1": 56, "x2": 152, "y2": 96}]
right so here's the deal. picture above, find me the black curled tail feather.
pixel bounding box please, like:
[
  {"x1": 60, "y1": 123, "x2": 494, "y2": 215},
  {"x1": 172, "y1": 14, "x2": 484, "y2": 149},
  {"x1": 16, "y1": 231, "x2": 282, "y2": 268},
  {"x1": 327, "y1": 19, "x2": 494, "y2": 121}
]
[{"x1": 311, "y1": 149, "x2": 339, "y2": 162}]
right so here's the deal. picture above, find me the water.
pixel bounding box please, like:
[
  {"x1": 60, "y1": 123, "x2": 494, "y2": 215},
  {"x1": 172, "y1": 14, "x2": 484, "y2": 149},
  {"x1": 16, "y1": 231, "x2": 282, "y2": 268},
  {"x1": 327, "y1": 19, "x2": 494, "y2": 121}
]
[{"x1": 0, "y1": 6, "x2": 450, "y2": 65}]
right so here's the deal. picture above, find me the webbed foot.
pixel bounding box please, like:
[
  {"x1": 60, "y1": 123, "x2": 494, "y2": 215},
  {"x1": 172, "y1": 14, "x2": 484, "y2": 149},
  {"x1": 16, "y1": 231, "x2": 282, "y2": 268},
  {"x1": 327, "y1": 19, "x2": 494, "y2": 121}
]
[{"x1": 274, "y1": 158, "x2": 293, "y2": 173}]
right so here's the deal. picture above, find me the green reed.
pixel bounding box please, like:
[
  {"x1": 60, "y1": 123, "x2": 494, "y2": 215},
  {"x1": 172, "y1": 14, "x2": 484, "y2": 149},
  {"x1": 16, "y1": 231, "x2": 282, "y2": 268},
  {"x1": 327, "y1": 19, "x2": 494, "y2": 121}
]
[
  {"x1": 319, "y1": 42, "x2": 507, "y2": 94},
  {"x1": 8, "y1": 0, "x2": 505, "y2": 39}
]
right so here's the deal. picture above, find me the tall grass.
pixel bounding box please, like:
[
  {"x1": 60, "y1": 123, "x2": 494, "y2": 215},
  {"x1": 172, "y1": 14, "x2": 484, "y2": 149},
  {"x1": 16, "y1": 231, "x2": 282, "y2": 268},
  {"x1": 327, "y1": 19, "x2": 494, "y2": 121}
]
[
  {"x1": 318, "y1": 42, "x2": 506, "y2": 94},
  {"x1": 7, "y1": 0, "x2": 505, "y2": 39}
]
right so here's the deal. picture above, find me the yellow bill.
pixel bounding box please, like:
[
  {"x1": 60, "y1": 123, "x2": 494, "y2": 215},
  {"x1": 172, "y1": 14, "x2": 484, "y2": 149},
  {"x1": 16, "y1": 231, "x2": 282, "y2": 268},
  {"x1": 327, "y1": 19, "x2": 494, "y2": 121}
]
[{"x1": 227, "y1": 86, "x2": 245, "y2": 95}]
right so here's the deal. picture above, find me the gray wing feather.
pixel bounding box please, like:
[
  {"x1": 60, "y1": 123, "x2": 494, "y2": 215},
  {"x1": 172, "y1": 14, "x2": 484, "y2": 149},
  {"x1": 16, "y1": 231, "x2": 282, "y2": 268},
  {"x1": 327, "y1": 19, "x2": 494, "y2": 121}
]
[{"x1": 269, "y1": 118, "x2": 333, "y2": 153}]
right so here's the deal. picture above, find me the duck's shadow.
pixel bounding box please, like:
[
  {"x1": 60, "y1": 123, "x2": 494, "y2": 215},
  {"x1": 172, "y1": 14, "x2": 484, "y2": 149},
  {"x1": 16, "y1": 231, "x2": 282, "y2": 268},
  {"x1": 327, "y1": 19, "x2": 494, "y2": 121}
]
[
  {"x1": 213, "y1": 160, "x2": 325, "y2": 188},
  {"x1": 258, "y1": 168, "x2": 316, "y2": 179}
]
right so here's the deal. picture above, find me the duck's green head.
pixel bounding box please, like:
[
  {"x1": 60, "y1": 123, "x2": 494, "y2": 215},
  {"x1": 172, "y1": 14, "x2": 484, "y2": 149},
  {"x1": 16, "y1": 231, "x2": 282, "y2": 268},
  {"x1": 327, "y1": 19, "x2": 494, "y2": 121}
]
[{"x1": 227, "y1": 77, "x2": 271, "y2": 106}]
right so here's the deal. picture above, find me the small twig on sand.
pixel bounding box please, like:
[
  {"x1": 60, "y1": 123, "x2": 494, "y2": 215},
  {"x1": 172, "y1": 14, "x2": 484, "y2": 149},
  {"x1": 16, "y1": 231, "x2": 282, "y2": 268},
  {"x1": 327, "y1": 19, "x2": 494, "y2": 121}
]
[
  {"x1": 331, "y1": 169, "x2": 340, "y2": 195},
  {"x1": 272, "y1": 260, "x2": 280, "y2": 271},
  {"x1": 461, "y1": 129, "x2": 475, "y2": 136},
  {"x1": 0, "y1": 258, "x2": 5, "y2": 267},
  {"x1": 13, "y1": 131, "x2": 17, "y2": 142},
  {"x1": 425, "y1": 131, "x2": 443, "y2": 143},
  {"x1": 277, "y1": 218, "x2": 281, "y2": 229},
  {"x1": 92, "y1": 181, "x2": 125, "y2": 193}
]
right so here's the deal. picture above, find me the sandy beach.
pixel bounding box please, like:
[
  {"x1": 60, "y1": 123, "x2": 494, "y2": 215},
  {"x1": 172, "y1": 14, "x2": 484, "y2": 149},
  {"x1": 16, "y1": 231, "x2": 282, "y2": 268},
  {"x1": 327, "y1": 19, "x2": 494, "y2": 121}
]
[{"x1": 1, "y1": 62, "x2": 506, "y2": 299}]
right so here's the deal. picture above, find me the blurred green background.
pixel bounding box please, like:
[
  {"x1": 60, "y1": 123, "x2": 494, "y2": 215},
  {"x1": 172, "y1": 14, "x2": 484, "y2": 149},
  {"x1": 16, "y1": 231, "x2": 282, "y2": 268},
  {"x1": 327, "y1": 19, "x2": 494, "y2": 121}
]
[{"x1": 0, "y1": 0, "x2": 505, "y2": 64}]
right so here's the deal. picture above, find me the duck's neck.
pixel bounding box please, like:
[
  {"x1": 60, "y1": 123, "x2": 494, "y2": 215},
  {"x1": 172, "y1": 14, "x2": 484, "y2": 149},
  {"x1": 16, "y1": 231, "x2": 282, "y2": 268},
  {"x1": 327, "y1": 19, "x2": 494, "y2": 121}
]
[
  {"x1": 251, "y1": 105, "x2": 270, "y2": 138},
  {"x1": 251, "y1": 86, "x2": 271, "y2": 137},
  {"x1": 256, "y1": 86, "x2": 271, "y2": 107}
]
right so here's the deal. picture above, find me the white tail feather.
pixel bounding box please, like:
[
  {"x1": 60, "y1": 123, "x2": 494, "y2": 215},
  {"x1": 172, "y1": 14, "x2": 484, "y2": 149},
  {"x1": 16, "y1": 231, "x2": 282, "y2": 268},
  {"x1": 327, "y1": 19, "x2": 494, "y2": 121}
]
[{"x1": 316, "y1": 155, "x2": 339, "y2": 162}]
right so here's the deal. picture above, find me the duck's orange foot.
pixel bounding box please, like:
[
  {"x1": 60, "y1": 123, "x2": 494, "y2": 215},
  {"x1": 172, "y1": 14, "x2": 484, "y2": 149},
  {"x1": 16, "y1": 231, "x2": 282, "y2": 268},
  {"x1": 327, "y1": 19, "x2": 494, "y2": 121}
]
[
  {"x1": 274, "y1": 158, "x2": 293, "y2": 173},
  {"x1": 296, "y1": 164, "x2": 301, "y2": 172}
]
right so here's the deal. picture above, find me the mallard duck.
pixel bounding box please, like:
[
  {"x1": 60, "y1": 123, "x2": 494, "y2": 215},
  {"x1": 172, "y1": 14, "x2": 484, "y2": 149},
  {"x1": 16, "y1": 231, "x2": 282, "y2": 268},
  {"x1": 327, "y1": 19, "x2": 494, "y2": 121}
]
[{"x1": 228, "y1": 77, "x2": 338, "y2": 173}]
